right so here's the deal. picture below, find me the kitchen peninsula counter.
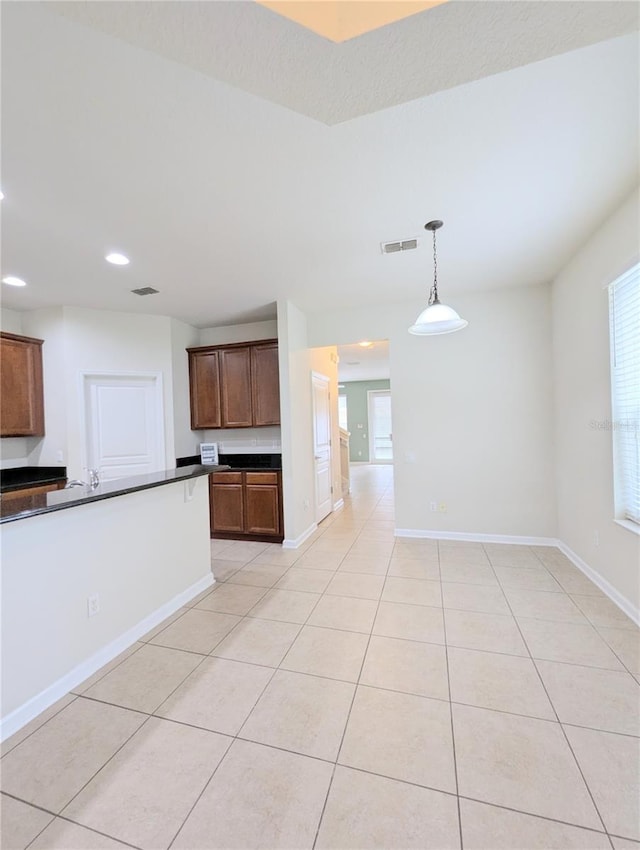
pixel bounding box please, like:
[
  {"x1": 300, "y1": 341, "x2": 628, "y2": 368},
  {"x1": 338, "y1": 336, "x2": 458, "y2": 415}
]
[
  {"x1": 0, "y1": 464, "x2": 228, "y2": 523},
  {"x1": 1, "y1": 464, "x2": 221, "y2": 741}
]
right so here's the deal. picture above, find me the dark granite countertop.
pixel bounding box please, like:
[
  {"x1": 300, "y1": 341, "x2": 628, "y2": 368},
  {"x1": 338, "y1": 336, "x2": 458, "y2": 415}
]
[
  {"x1": 0, "y1": 465, "x2": 228, "y2": 524},
  {"x1": 176, "y1": 453, "x2": 282, "y2": 472},
  {"x1": 0, "y1": 466, "x2": 68, "y2": 493}
]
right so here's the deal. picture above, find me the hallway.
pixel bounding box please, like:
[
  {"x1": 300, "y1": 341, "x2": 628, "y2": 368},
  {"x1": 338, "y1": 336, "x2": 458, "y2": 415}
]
[{"x1": 1, "y1": 464, "x2": 638, "y2": 849}]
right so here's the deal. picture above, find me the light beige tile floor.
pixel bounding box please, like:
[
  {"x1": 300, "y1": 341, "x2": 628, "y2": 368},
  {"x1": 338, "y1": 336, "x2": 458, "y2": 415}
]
[{"x1": 1, "y1": 464, "x2": 639, "y2": 850}]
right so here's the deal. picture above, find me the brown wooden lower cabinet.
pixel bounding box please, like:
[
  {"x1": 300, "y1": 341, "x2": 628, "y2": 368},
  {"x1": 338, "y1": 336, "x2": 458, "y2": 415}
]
[{"x1": 210, "y1": 470, "x2": 282, "y2": 542}]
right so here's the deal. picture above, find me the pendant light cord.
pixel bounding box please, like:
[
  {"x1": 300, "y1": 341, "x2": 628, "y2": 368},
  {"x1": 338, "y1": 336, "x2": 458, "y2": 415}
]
[{"x1": 429, "y1": 227, "x2": 439, "y2": 305}]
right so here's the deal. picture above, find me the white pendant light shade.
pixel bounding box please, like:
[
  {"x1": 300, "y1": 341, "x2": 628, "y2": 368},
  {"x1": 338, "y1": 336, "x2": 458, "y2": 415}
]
[
  {"x1": 408, "y1": 219, "x2": 468, "y2": 336},
  {"x1": 409, "y1": 302, "x2": 468, "y2": 335}
]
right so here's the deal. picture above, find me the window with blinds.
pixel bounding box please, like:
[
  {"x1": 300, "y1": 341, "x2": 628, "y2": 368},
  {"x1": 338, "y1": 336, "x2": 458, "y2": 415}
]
[{"x1": 609, "y1": 263, "x2": 640, "y2": 525}]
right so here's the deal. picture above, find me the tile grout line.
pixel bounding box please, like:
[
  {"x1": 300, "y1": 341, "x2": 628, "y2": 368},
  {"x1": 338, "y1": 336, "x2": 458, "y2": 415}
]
[
  {"x1": 23, "y1": 809, "x2": 145, "y2": 850},
  {"x1": 488, "y1": 542, "x2": 614, "y2": 841},
  {"x1": 7, "y1": 472, "x2": 635, "y2": 847},
  {"x1": 165, "y1": 628, "x2": 290, "y2": 849},
  {"x1": 1, "y1": 695, "x2": 80, "y2": 760},
  {"x1": 72, "y1": 673, "x2": 640, "y2": 744},
  {"x1": 50, "y1": 605, "x2": 274, "y2": 847},
  {"x1": 163, "y1": 532, "x2": 323, "y2": 850},
  {"x1": 4, "y1": 753, "x2": 627, "y2": 847},
  {"x1": 439, "y1": 538, "x2": 465, "y2": 850},
  {"x1": 311, "y1": 479, "x2": 394, "y2": 850}
]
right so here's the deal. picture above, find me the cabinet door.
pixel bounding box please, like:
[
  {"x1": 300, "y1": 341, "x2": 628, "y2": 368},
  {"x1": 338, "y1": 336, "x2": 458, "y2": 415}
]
[
  {"x1": 210, "y1": 483, "x2": 245, "y2": 533},
  {"x1": 220, "y1": 347, "x2": 252, "y2": 427},
  {"x1": 188, "y1": 350, "x2": 221, "y2": 429},
  {"x1": 0, "y1": 333, "x2": 45, "y2": 437},
  {"x1": 245, "y1": 484, "x2": 281, "y2": 536},
  {"x1": 251, "y1": 343, "x2": 280, "y2": 426}
]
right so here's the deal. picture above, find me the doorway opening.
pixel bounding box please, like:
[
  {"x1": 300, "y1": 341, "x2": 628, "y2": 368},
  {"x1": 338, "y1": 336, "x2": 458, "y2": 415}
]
[
  {"x1": 367, "y1": 389, "x2": 393, "y2": 463},
  {"x1": 336, "y1": 340, "x2": 392, "y2": 466}
]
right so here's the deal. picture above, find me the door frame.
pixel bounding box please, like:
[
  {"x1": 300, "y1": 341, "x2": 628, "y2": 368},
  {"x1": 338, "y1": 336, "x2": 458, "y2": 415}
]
[
  {"x1": 311, "y1": 371, "x2": 333, "y2": 523},
  {"x1": 80, "y1": 371, "x2": 166, "y2": 480},
  {"x1": 367, "y1": 388, "x2": 393, "y2": 464}
]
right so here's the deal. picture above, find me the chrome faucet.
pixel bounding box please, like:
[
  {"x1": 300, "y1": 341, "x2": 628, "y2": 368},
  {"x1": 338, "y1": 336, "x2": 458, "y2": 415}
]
[{"x1": 86, "y1": 468, "x2": 100, "y2": 489}]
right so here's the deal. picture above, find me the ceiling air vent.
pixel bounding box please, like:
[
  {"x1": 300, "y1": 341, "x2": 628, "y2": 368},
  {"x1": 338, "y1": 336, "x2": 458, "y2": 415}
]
[
  {"x1": 380, "y1": 238, "x2": 419, "y2": 255},
  {"x1": 131, "y1": 287, "x2": 160, "y2": 296}
]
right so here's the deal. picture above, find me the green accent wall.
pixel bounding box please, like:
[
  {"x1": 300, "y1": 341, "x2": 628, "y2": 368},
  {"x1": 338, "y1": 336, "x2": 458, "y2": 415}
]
[{"x1": 339, "y1": 380, "x2": 391, "y2": 462}]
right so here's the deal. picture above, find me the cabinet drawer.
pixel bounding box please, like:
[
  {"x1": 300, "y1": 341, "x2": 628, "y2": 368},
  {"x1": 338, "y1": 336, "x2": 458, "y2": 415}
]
[
  {"x1": 246, "y1": 472, "x2": 278, "y2": 485},
  {"x1": 211, "y1": 472, "x2": 242, "y2": 484}
]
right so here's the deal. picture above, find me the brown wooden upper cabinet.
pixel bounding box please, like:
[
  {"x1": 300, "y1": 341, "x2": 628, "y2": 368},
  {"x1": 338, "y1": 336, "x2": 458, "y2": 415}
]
[
  {"x1": 0, "y1": 332, "x2": 45, "y2": 437},
  {"x1": 220, "y1": 347, "x2": 252, "y2": 427},
  {"x1": 188, "y1": 339, "x2": 280, "y2": 429},
  {"x1": 251, "y1": 342, "x2": 281, "y2": 426},
  {"x1": 188, "y1": 348, "x2": 222, "y2": 429}
]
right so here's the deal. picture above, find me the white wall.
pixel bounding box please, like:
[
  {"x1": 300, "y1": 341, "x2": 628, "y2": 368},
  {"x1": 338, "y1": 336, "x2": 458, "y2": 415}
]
[
  {"x1": 20, "y1": 308, "x2": 68, "y2": 471},
  {"x1": 198, "y1": 320, "x2": 277, "y2": 346},
  {"x1": 308, "y1": 283, "x2": 556, "y2": 539},
  {"x1": 552, "y1": 187, "x2": 640, "y2": 612},
  {"x1": 310, "y1": 346, "x2": 342, "y2": 508},
  {"x1": 171, "y1": 317, "x2": 203, "y2": 459},
  {"x1": 0, "y1": 308, "x2": 23, "y2": 334},
  {"x1": 21, "y1": 307, "x2": 176, "y2": 478},
  {"x1": 2, "y1": 311, "x2": 281, "y2": 473},
  {"x1": 277, "y1": 300, "x2": 316, "y2": 544}
]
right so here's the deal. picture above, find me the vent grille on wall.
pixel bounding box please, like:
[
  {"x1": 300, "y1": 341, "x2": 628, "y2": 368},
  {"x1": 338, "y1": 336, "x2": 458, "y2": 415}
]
[
  {"x1": 380, "y1": 238, "x2": 419, "y2": 254},
  {"x1": 131, "y1": 287, "x2": 160, "y2": 296}
]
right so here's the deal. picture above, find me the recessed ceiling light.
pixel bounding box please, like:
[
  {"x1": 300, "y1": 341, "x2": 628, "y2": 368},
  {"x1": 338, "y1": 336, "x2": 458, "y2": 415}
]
[
  {"x1": 2, "y1": 276, "x2": 27, "y2": 287},
  {"x1": 358, "y1": 341, "x2": 374, "y2": 348},
  {"x1": 105, "y1": 252, "x2": 130, "y2": 266}
]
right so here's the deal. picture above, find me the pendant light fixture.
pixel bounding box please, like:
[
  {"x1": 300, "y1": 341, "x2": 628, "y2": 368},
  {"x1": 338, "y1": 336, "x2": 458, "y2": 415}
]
[{"x1": 408, "y1": 220, "x2": 468, "y2": 335}]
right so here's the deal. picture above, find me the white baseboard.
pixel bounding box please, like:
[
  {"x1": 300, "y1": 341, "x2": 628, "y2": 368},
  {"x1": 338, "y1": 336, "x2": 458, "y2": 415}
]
[
  {"x1": 283, "y1": 522, "x2": 318, "y2": 549},
  {"x1": 333, "y1": 498, "x2": 345, "y2": 512},
  {"x1": 394, "y1": 527, "x2": 639, "y2": 625},
  {"x1": 0, "y1": 573, "x2": 214, "y2": 743},
  {"x1": 557, "y1": 541, "x2": 640, "y2": 626},
  {"x1": 394, "y1": 528, "x2": 560, "y2": 546}
]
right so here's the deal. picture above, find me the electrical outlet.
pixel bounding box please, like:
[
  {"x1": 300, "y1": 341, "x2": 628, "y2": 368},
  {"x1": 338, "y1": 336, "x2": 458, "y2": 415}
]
[
  {"x1": 87, "y1": 594, "x2": 100, "y2": 617},
  {"x1": 594, "y1": 530, "x2": 600, "y2": 546},
  {"x1": 430, "y1": 501, "x2": 437, "y2": 512},
  {"x1": 438, "y1": 503, "x2": 447, "y2": 513},
  {"x1": 303, "y1": 498, "x2": 310, "y2": 510},
  {"x1": 56, "y1": 450, "x2": 64, "y2": 463}
]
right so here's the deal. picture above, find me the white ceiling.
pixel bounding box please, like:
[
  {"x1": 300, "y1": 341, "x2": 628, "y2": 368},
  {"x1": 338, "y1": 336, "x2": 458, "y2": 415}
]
[
  {"x1": 338, "y1": 342, "x2": 390, "y2": 383},
  {"x1": 47, "y1": 1, "x2": 638, "y2": 125},
  {"x1": 1, "y1": 3, "x2": 638, "y2": 329}
]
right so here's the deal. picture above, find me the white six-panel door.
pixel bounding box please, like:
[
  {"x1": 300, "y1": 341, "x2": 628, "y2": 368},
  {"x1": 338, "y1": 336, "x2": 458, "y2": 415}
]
[{"x1": 83, "y1": 373, "x2": 165, "y2": 481}]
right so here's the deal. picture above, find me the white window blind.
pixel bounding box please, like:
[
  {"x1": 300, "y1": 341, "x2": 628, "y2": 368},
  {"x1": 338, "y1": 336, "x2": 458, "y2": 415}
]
[{"x1": 609, "y1": 263, "x2": 640, "y2": 524}]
